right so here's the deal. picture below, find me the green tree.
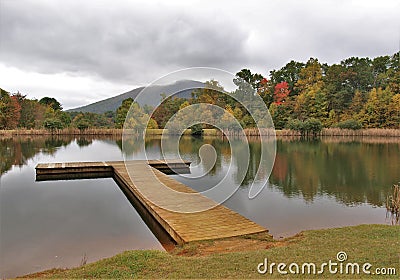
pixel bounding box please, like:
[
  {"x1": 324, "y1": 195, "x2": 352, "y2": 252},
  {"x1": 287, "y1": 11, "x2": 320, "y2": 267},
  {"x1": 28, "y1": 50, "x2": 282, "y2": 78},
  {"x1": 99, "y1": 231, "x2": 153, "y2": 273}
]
[
  {"x1": 324, "y1": 64, "x2": 352, "y2": 114},
  {"x1": 39, "y1": 97, "x2": 62, "y2": 111},
  {"x1": 76, "y1": 119, "x2": 90, "y2": 131},
  {"x1": 304, "y1": 118, "x2": 323, "y2": 137},
  {"x1": 269, "y1": 103, "x2": 289, "y2": 129},
  {"x1": 235, "y1": 69, "x2": 264, "y2": 90},
  {"x1": 372, "y1": 55, "x2": 391, "y2": 88},
  {"x1": 72, "y1": 113, "x2": 92, "y2": 131},
  {"x1": 335, "y1": 119, "x2": 362, "y2": 130},
  {"x1": 287, "y1": 118, "x2": 306, "y2": 136},
  {"x1": 340, "y1": 57, "x2": 374, "y2": 93},
  {"x1": 115, "y1": 98, "x2": 133, "y2": 128},
  {"x1": 43, "y1": 118, "x2": 64, "y2": 134}
]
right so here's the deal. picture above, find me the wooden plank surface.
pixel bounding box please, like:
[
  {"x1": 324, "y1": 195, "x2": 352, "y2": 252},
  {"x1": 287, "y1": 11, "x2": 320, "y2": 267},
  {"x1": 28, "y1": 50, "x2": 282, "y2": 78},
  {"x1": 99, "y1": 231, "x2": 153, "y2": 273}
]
[{"x1": 35, "y1": 160, "x2": 268, "y2": 244}]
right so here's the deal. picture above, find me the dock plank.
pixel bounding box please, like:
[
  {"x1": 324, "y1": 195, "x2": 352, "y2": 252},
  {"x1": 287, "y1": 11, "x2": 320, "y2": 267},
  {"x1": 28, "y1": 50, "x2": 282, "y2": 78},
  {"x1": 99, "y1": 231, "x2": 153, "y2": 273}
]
[{"x1": 36, "y1": 160, "x2": 267, "y2": 244}]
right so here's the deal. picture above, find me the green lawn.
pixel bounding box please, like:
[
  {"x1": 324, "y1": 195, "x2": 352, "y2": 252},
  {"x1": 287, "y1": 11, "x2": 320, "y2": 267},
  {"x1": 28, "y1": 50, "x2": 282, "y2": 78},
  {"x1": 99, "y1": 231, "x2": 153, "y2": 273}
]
[{"x1": 26, "y1": 224, "x2": 399, "y2": 279}]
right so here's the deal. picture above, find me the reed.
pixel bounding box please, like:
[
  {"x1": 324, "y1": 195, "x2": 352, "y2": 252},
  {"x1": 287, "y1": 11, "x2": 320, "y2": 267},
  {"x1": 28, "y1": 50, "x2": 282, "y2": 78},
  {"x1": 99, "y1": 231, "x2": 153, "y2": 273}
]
[
  {"x1": 386, "y1": 185, "x2": 400, "y2": 214},
  {"x1": 1, "y1": 128, "x2": 400, "y2": 137},
  {"x1": 322, "y1": 128, "x2": 400, "y2": 137},
  {"x1": 0, "y1": 128, "x2": 125, "y2": 136},
  {"x1": 386, "y1": 184, "x2": 400, "y2": 224}
]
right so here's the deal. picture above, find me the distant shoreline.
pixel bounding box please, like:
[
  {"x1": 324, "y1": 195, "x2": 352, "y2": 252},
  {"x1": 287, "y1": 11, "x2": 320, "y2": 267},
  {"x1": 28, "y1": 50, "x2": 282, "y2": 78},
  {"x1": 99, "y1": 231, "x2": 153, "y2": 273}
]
[{"x1": 1, "y1": 128, "x2": 400, "y2": 137}]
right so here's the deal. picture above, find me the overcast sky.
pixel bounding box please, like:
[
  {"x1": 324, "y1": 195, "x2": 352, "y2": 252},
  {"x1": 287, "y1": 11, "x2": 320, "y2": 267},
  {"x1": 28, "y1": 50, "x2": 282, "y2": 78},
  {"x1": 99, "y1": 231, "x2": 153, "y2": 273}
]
[{"x1": 0, "y1": 0, "x2": 399, "y2": 109}]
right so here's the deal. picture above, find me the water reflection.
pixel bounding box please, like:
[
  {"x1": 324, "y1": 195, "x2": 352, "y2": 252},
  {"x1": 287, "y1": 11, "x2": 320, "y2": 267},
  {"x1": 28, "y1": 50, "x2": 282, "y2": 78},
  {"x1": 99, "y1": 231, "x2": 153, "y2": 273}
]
[
  {"x1": 118, "y1": 135, "x2": 400, "y2": 207},
  {"x1": 270, "y1": 138, "x2": 400, "y2": 206},
  {"x1": 2, "y1": 135, "x2": 399, "y2": 207},
  {"x1": 0, "y1": 135, "x2": 121, "y2": 176},
  {"x1": 0, "y1": 136, "x2": 72, "y2": 176}
]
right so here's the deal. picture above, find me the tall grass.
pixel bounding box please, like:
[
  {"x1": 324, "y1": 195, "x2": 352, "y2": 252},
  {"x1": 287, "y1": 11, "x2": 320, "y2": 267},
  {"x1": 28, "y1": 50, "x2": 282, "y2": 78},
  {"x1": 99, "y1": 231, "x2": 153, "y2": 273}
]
[
  {"x1": 0, "y1": 128, "x2": 124, "y2": 136},
  {"x1": 322, "y1": 128, "x2": 400, "y2": 137},
  {"x1": 1, "y1": 127, "x2": 400, "y2": 137},
  {"x1": 386, "y1": 184, "x2": 400, "y2": 224},
  {"x1": 222, "y1": 128, "x2": 400, "y2": 137}
]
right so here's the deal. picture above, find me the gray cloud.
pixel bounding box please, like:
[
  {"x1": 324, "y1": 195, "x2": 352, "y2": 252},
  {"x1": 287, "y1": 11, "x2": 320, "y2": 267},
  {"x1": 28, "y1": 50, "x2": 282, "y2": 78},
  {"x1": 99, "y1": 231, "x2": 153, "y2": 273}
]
[
  {"x1": 0, "y1": 0, "x2": 398, "y2": 108},
  {"x1": 0, "y1": 0, "x2": 249, "y2": 84}
]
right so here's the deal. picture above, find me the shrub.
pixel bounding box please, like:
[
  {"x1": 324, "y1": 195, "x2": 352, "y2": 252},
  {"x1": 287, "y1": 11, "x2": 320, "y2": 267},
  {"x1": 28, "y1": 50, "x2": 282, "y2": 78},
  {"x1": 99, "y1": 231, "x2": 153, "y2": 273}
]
[
  {"x1": 287, "y1": 118, "x2": 322, "y2": 137},
  {"x1": 304, "y1": 118, "x2": 323, "y2": 136},
  {"x1": 43, "y1": 118, "x2": 64, "y2": 134},
  {"x1": 287, "y1": 119, "x2": 305, "y2": 134},
  {"x1": 190, "y1": 124, "x2": 203, "y2": 135},
  {"x1": 76, "y1": 120, "x2": 90, "y2": 131},
  {"x1": 147, "y1": 118, "x2": 158, "y2": 129},
  {"x1": 336, "y1": 119, "x2": 362, "y2": 130}
]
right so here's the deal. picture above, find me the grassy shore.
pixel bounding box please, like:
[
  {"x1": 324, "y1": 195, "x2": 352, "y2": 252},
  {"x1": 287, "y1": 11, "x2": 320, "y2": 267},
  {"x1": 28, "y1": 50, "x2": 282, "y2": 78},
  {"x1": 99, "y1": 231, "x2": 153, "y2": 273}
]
[{"x1": 25, "y1": 224, "x2": 399, "y2": 279}]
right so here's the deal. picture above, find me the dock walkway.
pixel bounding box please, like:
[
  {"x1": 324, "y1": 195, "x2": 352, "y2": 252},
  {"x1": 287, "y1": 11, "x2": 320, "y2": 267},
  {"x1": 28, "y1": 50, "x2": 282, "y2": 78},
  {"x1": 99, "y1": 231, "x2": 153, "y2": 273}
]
[{"x1": 36, "y1": 160, "x2": 267, "y2": 244}]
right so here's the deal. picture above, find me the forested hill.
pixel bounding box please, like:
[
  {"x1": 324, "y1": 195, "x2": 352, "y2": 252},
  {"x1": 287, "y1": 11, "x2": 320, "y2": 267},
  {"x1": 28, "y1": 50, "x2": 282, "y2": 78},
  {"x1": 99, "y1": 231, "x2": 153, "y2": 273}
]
[{"x1": 67, "y1": 80, "x2": 205, "y2": 114}]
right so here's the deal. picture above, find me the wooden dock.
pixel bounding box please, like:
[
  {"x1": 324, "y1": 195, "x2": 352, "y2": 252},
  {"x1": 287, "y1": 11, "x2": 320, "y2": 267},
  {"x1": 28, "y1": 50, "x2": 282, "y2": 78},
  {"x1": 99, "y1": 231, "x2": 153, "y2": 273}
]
[{"x1": 36, "y1": 160, "x2": 268, "y2": 245}]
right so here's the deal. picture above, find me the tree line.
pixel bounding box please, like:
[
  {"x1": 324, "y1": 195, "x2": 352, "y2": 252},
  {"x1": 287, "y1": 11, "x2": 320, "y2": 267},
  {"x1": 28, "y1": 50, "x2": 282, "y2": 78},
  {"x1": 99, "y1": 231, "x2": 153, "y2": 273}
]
[
  {"x1": 148, "y1": 52, "x2": 399, "y2": 134},
  {"x1": 1, "y1": 52, "x2": 399, "y2": 132},
  {"x1": 0, "y1": 89, "x2": 115, "y2": 131}
]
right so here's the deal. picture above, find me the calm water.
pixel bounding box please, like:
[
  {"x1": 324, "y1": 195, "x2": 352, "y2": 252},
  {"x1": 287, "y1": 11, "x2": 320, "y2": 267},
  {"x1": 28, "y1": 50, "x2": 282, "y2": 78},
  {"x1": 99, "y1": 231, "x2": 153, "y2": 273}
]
[{"x1": 1, "y1": 135, "x2": 399, "y2": 277}]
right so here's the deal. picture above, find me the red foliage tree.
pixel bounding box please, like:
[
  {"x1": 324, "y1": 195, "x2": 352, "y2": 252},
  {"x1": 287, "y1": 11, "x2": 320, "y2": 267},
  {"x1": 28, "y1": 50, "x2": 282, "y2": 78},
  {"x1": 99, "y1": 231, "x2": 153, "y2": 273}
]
[
  {"x1": 273, "y1": 81, "x2": 290, "y2": 105},
  {"x1": 0, "y1": 90, "x2": 22, "y2": 129},
  {"x1": 9, "y1": 95, "x2": 22, "y2": 129}
]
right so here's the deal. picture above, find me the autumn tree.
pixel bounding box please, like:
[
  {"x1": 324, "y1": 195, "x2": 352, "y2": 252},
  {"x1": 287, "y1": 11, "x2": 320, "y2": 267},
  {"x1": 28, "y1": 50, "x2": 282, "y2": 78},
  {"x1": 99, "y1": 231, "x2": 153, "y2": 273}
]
[
  {"x1": 192, "y1": 80, "x2": 229, "y2": 108},
  {"x1": 255, "y1": 78, "x2": 273, "y2": 108},
  {"x1": 386, "y1": 94, "x2": 400, "y2": 128},
  {"x1": 220, "y1": 105, "x2": 237, "y2": 131},
  {"x1": 19, "y1": 99, "x2": 46, "y2": 128},
  {"x1": 152, "y1": 96, "x2": 186, "y2": 128},
  {"x1": 294, "y1": 58, "x2": 328, "y2": 123},
  {"x1": 273, "y1": 81, "x2": 290, "y2": 105},
  {"x1": 0, "y1": 89, "x2": 21, "y2": 129},
  {"x1": 358, "y1": 88, "x2": 393, "y2": 128},
  {"x1": 269, "y1": 60, "x2": 305, "y2": 96},
  {"x1": 341, "y1": 90, "x2": 365, "y2": 121}
]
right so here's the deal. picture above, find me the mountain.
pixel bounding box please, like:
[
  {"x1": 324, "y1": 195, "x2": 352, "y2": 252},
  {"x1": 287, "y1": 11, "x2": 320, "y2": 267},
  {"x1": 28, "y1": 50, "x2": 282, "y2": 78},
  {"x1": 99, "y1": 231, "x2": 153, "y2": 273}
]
[{"x1": 68, "y1": 80, "x2": 205, "y2": 114}]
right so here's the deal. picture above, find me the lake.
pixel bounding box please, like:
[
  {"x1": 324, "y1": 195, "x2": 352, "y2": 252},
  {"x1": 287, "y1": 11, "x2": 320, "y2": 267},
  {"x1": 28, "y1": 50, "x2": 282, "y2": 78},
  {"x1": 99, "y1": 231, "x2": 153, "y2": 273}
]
[{"x1": 1, "y1": 135, "x2": 399, "y2": 278}]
